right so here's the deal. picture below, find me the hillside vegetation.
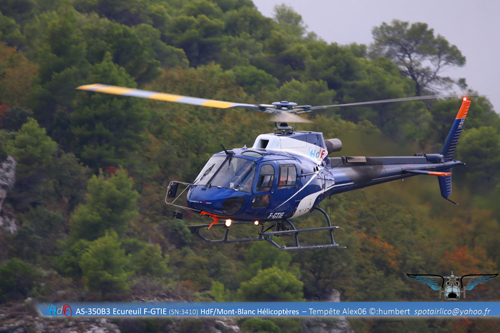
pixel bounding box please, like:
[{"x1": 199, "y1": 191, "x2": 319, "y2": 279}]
[{"x1": 1, "y1": 1, "x2": 499, "y2": 332}]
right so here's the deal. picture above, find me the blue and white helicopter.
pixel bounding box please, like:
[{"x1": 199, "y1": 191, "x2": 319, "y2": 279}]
[{"x1": 77, "y1": 84, "x2": 471, "y2": 250}]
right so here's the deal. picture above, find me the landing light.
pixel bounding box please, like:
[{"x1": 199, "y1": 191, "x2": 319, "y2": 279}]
[
  {"x1": 254, "y1": 220, "x2": 259, "y2": 226},
  {"x1": 225, "y1": 219, "x2": 232, "y2": 228}
]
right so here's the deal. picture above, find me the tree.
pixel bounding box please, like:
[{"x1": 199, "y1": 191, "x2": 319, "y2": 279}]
[
  {"x1": 0, "y1": 13, "x2": 24, "y2": 47},
  {"x1": 0, "y1": 258, "x2": 40, "y2": 302},
  {"x1": 273, "y1": 4, "x2": 307, "y2": 39},
  {"x1": 457, "y1": 126, "x2": 500, "y2": 188},
  {"x1": 275, "y1": 79, "x2": 334, "y2": 106},
  {"x1": 0, "y1": 43, "x2": 37, "y2": 107},
  {"x1": 69, "y1": 168, "x2": 139, "y2": 241},
  {"x1": 3, "y1": 118, "x2": 58, "y2": 210},
  {"x1": 72, "y1": 53, "x2": 148, "y2": 169},
  {"x1": 236, "y1": 267, "x2": 304, "y2": 301},
  {"x1": 4, "y1": 118, "x2": 57, "y2": 173},
  {"x1": 237, "y1": 241, "x2": 295, "y2": 282},
  {"x1": 57, "y1": 239, "x2": 91, "y2": 279},
  {"x1": 165, "y1": 13, "x2": 225, "y2": 67},
  {"x1": 227, "y1": 65, "x2": 278, "y2": 94},
  {"x1": 24, "y1": 7, "x2": 90, "y2": 143},
  {"x1": 74, "y1": 0, "x2": 153, "y2": 26},
  {"x1": 132, "y1": 243, "x2": 170, "y2": 277},
  {"x1": 210, "y1": 281, "x2": 231, "y2": 302},
  {"x1": 79, "y1": 231, "x2": 132, "y2": 298},
  {"x1": 370, "y1": 20, "x2": 466, "y2": 96},
  {"x1": 240, "y1": 318, "x2": 281, "y2": 333}
]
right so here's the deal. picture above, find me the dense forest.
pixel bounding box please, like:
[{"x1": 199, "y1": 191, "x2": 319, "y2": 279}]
[{"x1": 1, "y1": 0, "x2": 500, "y2": 332}]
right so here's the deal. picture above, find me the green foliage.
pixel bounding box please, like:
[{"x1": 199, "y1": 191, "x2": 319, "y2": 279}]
[
  {"x1": 13, "y1": 206, "x2": 66, "y2": 261},
  {"x1": 57, "y1": 238, "x2": 91, "y2": 279},
  {"x1": 24, "y1": 6, "x2": 89, "y2": 142},
  {"x1": 50, "y1": 151, "x2": 91, "y2": 212},
  {"x1": 4, "y1": 117, "x2": 57, "y2": 175},
  {"x1": 457, "y1": 126, "x2": 500, "y2": 189},
  {"x1": 179, "y1": 319, "x2": 203, "y2": 333},
  {"x1": 0, "y1": 12, "x2": 24, "y2": 47},
  {"x1": 0, "y1": 130, "x2": 7, "y2": 160},
  {"x1": 0, "y1": 0, "x2": 37, "y2": 27},
  {"x1": 0, "y1": 258, "x2": 40, "y2": 302},
  {"x1": 240, "y1": 318, "x2": 281, "y2": 333},
  {"x1": 227, "y1": 65, "x2": 278, "y2": 94},
  {"x1": 370, "y1": 20, "x2": 466, "y2": 95},
  {"x1": 236, "y1": 267, "x2": 304, "y2": 301},
  {"x1": 273, "y1": 4, "x2": 307, "y2": 39},
  {"x1": 74, "y1": 0, "x2": 153, "y2": 26},
  {"x1": 270, "y1": 319, "x2": 302, "y2": 333},
  {"x1": 70, "y1": 168, "x2": 139, "y2": 241},
  {"x1": 117, "y1": 318, "x2": 174, "y2": 333},
  {"x1": 0, "y1": 106, "x2": 33, "y2": 131},
  {"x1": 1, "y1": 5, "x2": 500, "y2": 331},
  {"x1": 275, "y1": 79, "x2": 334, "y2": 106},
  {"x1": 80, "y1": 16, "x2": 187, "y2": 83},
  {"x1": 79, "y1": 231, "x2": 132, "y2": 297},
  {"x1": 175, "y1": 251, "x2": 211, "y2": 290},
  {"x1": 303, "y1": 41, "x2": 361, "y2": 91},
  {"x1": 238, "y1": 241, "x2": 295, "y2": 282},
  {"x1": 165, "y1": 13, "x2": 225, "y2": 67},
  {"x1": 133, "y1": 243, "x2": 170, "y2": 277},
  {"x1": 210, "y1": 281, "x2": 231, "y2": 302},
  {"x1": 72, "y1": 53, "x2": 148, "y2": 169}
]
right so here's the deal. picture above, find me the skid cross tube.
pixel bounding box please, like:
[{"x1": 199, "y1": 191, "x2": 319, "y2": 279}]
[
  {"x1": 261, "y1": 217, "x2": 341, "y2": 251},
  {"x1": 189, "y1": 221, "x2": 265, "y2": 243},
  {"x1": 187, "y1": 206, "x2": 343, "y2": 250}
]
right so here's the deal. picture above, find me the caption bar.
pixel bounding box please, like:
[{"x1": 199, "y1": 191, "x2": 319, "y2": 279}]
[{"x1": 37, "y1": 302, "x2": 500, "y2": 318}]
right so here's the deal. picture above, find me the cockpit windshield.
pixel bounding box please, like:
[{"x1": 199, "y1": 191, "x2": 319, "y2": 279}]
[{"x1": 194, "y1": 156, "x2": 256, "y2": 193}]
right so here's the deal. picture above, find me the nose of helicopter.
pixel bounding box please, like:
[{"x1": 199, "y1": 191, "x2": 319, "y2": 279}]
[{"x1": 187, "y1": 186, "x2": 250, "y2": 216}]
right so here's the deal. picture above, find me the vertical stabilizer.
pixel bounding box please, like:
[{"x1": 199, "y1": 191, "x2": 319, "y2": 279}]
[
  {"x1": 438, "y1": 97, "x2": 471, "y2": 204},
  {"x1": 438, "y1": 168, "x2": 453, "y2": 200},
  {"x1": 441, "y1": 97, "x2": 471, "y2": 161}
]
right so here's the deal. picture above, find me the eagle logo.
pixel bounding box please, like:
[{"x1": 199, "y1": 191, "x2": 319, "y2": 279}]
[{"x1": 407, "y1": 272, "x2": 498, "y2": 300}]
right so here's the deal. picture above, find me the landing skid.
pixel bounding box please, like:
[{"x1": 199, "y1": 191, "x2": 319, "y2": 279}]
[{"x1": 188, "y1": 207, "x2": 343, "y2": 251}]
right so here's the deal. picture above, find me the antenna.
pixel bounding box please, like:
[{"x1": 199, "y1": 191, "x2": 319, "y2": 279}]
[{"x1": 221, "y1": 144, "x2": 234, "y2": 156}]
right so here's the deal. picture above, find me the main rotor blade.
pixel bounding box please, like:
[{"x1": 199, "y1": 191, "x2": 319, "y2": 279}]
[
  {"x1": 309, "y1": 95, "x2": 442, "y2": 111},
  {"x1": 270, "y1": 112, "x2": 312, "y2": 123},
  {"x1": 77, "y1": 84, "x2": 259, "y2": 110}
]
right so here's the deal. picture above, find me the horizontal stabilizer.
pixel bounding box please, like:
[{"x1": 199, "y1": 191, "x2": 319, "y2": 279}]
[{"x1": 404, "y1": 170, "x2": 452, "y2": 177}]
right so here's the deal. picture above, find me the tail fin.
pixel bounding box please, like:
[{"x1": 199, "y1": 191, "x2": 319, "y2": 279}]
[
  {"x1": 438, "y1": 168, "x2": 457, "y2": 204},
  {"x1": 438, "y1": 97, "x2": 471, "y2": 204},
  {"x1": 441, "y1": 97, "x2": 471, "y2": 161}
]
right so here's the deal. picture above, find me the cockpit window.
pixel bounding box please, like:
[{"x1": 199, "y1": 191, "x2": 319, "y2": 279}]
[
  {"x1": 194, "y1": 156, "x2": 226, "y2": 186},
  {"x1": 256, "y1": 164, "x2": 275, "y2": 192},
  {"x1": 278, "y1": 164, "x2": 297, "y2": 189},
  {"x1": 200, "y1": 157, "x2": 256, "y2": 193}
]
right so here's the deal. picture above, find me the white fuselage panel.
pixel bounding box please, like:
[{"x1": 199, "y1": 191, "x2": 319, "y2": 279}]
[{"x1": 252, "y1": 134, "x2": 327, "y2": 165}]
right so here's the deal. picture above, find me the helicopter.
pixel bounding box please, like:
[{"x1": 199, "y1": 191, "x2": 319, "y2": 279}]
[{"x1": 77, "y1": 83, "x2": 471, "y2": 250}]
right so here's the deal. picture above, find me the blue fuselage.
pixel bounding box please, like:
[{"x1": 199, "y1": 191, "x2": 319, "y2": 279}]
[{"x1": 186, "y1": 148, "x2": 462, "y2": 223}]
